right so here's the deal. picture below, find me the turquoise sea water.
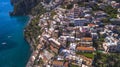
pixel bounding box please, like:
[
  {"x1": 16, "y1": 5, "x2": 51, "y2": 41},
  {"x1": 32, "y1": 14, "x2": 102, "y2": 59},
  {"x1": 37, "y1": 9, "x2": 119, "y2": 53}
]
[{"x1": 0, "y1": 0, "x2": 31, "y2": 67}]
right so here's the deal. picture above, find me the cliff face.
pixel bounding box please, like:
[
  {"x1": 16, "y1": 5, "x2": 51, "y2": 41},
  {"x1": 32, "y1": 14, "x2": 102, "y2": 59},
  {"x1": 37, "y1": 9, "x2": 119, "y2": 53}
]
[
  {"x1": 10, "y1": 0, "x2": 44, "y2": 15},
  {"x1": 10, "y1": 0, "x2": 19, "y2": 5},
  {"x1": 10, "y1": 0, "x2": 65, "y2": 15}
]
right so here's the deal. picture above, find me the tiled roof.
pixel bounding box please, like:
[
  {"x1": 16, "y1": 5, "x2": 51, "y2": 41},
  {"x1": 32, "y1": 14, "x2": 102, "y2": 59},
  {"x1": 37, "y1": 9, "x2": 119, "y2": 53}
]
[
  {"x1": 50, "y1": 45, "x2": 58, "y2": 53},
  {"x1": 53, "y1": 60, "x2": 64, "y2": 66},
  {"x1": 76, "y1": 46, "x2": 95, "y2": 51},
  {"x1": 82, "y1": 37, "x2": 92, "y2": 41},
  {"x1": 88, "y1": 23, "x2": 96, "y2": 27}
]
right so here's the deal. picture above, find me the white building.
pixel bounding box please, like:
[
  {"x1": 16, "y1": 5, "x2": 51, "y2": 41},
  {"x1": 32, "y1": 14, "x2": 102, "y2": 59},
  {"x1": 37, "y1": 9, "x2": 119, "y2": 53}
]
[
  {"x1": 74, "y1": 18, "x2": 89, "y2": 26},
  {"x1": 69, "y1": 43, "x2": 77, "y2": 50},
  {"x1": 103, "y1": 36, "x2": 120, "y2": 52}
]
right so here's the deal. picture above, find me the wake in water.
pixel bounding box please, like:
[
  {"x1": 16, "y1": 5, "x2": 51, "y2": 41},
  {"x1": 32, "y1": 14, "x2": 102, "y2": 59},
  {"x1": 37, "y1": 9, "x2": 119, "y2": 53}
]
[
  {"x1": 8, "y1": 36, "x2": 12, "y2": 38},
  {"x1": 1, "y1": 42, "x2": 7, "y2": 45}
]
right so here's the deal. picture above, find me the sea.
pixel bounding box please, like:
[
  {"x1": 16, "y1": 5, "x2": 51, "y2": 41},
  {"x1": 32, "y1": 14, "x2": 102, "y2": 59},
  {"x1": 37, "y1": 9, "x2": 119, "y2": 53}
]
[{"x1": 0, "y1": 0, "x2": 31, "y2": 67}]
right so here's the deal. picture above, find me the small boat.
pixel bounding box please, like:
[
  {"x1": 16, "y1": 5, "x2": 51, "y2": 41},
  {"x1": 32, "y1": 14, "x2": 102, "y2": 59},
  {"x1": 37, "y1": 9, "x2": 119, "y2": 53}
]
[
  {"x1": 2, "y1": 42, "x2": 7, "y2": 45},
  {"x1": 8, "y1": 36, "x2": 12, "y2": 38}
]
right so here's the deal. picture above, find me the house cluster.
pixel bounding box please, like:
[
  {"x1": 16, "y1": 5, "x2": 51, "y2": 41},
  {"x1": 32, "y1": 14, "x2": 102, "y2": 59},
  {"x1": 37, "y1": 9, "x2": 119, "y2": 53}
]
[
  {"x1": 99, "y1": 0, "x2": 120, "y2": 19},
  {"x1": 106, "y1": 0, "x2": 120, "y2": 19},
  {"x1": 102, "y1": 25, "x2": 120, "y2": 52},
  {"x1": 27, "y1": 0, "x2": 120, "y2": 67},
  {"x1": 41, "y1": 0, "x2": 64, "y2": 11}
]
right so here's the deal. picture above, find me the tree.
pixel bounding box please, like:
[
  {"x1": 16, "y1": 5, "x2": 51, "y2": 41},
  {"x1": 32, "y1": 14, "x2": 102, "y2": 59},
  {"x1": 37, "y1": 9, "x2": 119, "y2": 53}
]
[
  {"x1": 104, "y1": 6, "x2": 117, "y2": 18},
  {"x1": 67, "y1": 4, "x2": 73, "y2": 9}
]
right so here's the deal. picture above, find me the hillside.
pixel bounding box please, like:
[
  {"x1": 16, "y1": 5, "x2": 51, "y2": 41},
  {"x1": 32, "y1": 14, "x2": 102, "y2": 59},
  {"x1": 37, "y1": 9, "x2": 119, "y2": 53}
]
[{"x1": 10, "y1": 0, "x2": 47, "y2": 15}]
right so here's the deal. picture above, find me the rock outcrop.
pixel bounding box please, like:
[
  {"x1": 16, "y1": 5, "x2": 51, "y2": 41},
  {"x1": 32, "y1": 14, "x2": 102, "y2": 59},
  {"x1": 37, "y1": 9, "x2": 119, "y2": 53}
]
[
  {"x1": 10, "y1": 0, "x2": 46, "y2": 15},
  {"x1": 10, "y1": 0, "x2": 19, "y2": 5}
]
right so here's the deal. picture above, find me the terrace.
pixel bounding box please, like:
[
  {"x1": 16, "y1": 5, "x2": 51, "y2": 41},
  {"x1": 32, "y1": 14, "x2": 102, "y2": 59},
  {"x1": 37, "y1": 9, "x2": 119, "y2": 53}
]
[{"x1": 76, "y1": 52, "x2": 94, "y2": 59}]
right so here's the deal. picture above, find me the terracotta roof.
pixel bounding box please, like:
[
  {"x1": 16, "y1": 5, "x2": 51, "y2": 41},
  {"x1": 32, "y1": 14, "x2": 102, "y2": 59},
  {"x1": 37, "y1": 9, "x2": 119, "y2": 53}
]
[
  {"x1": 82, "y1": 37, "x2": 92, "y2": 41},
  {"x1": 88, "y1": 23, "x2": 96, "y2": 27},
  {"x1": 50, "y1": 45, "x2": 58, "y2": 53},
  {"x1": 53, "y1": 60, "x2": 64, "y2": 66},
  {"x1": 76, "y1": 46, "x2": 95, "y2": 51}
]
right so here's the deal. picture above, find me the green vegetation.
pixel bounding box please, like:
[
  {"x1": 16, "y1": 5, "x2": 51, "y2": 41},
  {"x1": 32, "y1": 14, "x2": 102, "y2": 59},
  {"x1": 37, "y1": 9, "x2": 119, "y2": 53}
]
[
  {"x1": 12, "y1": 0, "x2": 42, "y2": 15},
  {"x1": 31, "y1": 3, "x2": 46, "y2": 16},
  {"x1": 83, "y1": 53, "x2": 94, "y2": 59},
  {"x1": 34, "y1": 58, "x2": 43, "y2": 66},
  {"x1": 101, "y1": 18, "x2": 112, "y2": 25},
  {"x1": 66, "y1": 40, "x2": 71, "y2": 47},
  {"x1": 76, "y1": 52, "x2": 94, "y2": 59},
  {"x1": 25, "y1": 16, "x2": 41, "y2": 50},
  {"x1": 94, "y1": 40, "x2": 103, "y2": 50},
  {"x1": 38, "y1": 58, "x2": 44, "y2": 65},
  {"x1": 98, "y1": 35, "x2": 104, "y2": 42},
  {"x1": 69, "y1": 23, "x2": 74, "y2": 27},
  {"x1": 116, "y1": 26, "x2": 120, "y2": 34},
  {"x1": 95, "y1": 52, "x2": 120, "y2": 67},
  {"x1": 61, "y1": 3, "x2": 73, "y2": 9},
  {"x1": 77, "y1": 2, "x2": 88, "y2": 7},
  {"x1": 50, "y1": 11, "x2": 57, "y2": 19},
  {"x1": 67, "y1": 4, "x2": 73, "y2": 9},
  {"x1": 94, "y1": 34, "x2": 104, "y2": 50},
  {"x1": 24, "y1": 1, "x2": 47, "y2": 50},
  {"x1": 91, "y1": 4, "x2": 100, "y2": 11},
  {"x1": 104, "y1": 6, "x2": 117, "y2": 18},
  {"x1": 70, "y1": 64, "x2": 79, "y2": 67},
  {"x1": 61, "y1": 5, "x2": 66, "y2": 9}
]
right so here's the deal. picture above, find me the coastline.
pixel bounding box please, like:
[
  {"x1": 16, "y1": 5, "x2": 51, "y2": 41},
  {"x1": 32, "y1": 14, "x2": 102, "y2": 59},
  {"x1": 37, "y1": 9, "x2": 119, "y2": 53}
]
[
  {"x1": 24, "y1": 15, "x2": 34, "y2": 50},
  {"x1": 24, "y1": 1, "x2": 63, "y2": 66},
  {"x1": 0, "y1": 0, "x2": 32, "y2": 66},
  {"x1": 26, "y1": 15, "x2": 33, "y2": 26},
  {"x1": 24, "y1": 15, "x2": 38, "y2": 67},
  {"x1": 23, "y1": 15, "x2": 34, "y2": 67},
  {"x1": 10, "y1": 0, "x2": 64, "y2": 67},
  {"x1": 9, "y1": 0, "x2": 120, "y2": 67}
]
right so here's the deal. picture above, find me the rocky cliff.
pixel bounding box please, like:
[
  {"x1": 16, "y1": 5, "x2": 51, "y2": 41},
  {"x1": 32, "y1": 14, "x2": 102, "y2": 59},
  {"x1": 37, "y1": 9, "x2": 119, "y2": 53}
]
[
  {"x1": 10, "y1": 0, "x2": 47, "y2": 15},
  {"x1": 10, "y1": 0, "x2": 51, "y2": 15},
  {"x1": 10, "y1": 0, "x2": 19, "y2": 5}
]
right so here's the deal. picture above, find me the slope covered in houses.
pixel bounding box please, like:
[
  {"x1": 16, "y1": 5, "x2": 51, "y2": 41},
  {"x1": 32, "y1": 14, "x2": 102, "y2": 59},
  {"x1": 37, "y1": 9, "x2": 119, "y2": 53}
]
[{"x1": 25, "y1": 0, "x2": 120, "y2": 67}]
